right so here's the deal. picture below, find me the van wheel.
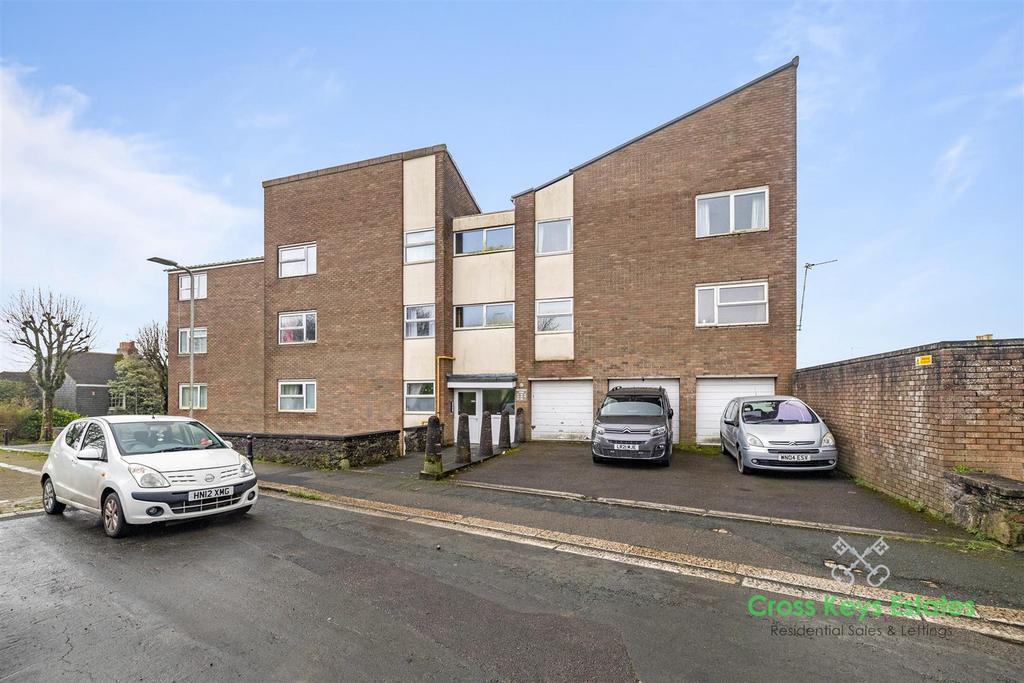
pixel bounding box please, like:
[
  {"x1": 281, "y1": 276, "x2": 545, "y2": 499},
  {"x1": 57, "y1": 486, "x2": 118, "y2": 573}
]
[
  {"x1": 102, "y1": 492, "x2": 130, "y2": 538},
  {"x1": 42, "y1": 479, "x2": 65, "y2": 515}
]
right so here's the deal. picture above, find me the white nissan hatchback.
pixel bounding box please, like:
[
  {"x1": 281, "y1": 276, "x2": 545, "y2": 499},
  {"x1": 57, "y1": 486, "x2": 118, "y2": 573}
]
[{"x1": 41, "y1": 415, "x2": 258, "y2": 538}]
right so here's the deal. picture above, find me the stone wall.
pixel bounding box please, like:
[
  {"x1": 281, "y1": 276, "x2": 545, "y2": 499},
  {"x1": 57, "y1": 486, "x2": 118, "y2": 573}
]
[
  {"x1": 945, "y1": 471, "x2": 1024, "y2": 548},
  {"x1": 404, "y1": 425, "x2": 427, "y2": 454},
  {"x1": 794, "y1": 340, "x2": 1024, "y2": 514},
  {"x1": 222, "y1": 430, "x2": 400, "y2": 469}
]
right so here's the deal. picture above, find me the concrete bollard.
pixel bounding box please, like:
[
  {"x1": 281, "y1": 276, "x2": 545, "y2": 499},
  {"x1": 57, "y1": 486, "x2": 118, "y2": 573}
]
[
  {"x1": 246, "y1": 434, "x2": 254, "y2": 461},
  {"x1": 455, "y1": 413, "x2": 471, "y2": 464},
  {"x1": 514, "y1": 408, "x2": 525, "y2": 445},
  {"x1": 498, "y1": 409, "x2": 511, "y2": 450},
  {"x1": 421, "y1": 415, "x2": 443, "y2": 477},
  {"x1": 478, "y1": 411, "x2": 494, "y2": 458},
  {"x1": 2, "y1": 428, "x2": 8, "y2": 446}
]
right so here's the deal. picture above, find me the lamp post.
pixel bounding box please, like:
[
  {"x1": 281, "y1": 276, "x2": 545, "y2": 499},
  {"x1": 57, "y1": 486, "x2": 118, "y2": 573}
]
[{"x1": 148, "y1": 256, "x2": 195, "y2": 418}]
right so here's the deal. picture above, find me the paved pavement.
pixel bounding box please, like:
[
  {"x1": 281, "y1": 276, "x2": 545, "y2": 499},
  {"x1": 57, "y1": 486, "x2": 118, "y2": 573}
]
[
  {"x1": 3, "y1": 495, "x2": 1022, "y2": 681},
  {"x1": 457, "y1": 442, "x2": 967, "y2": 538}
]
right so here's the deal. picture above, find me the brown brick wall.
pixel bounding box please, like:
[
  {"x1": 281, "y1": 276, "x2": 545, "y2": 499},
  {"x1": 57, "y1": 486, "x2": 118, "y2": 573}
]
[
  {"x1": 515, "y1": 64, "x2": 798, "y2": 443},
  {"x1": 262, "y1": 156, "x2": 408, "y2": 435},
  {"x1": 167, "y1": 262, "x2": 265, "y2": 432},
  {"x1": 793, "y1": 340, "x2": 1024, "y2": 511}
]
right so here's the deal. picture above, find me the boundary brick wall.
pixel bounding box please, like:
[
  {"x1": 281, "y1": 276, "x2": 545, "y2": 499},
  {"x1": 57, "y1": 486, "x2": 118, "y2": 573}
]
[{"x1": 793, "y1": 340, "x2": 1024, "y2": 512}]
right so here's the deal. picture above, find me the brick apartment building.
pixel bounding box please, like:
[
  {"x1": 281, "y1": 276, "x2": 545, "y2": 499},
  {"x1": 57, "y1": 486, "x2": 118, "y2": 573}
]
[{"x1": 166, "y1": 58, "x2": 798, "y2": 445}]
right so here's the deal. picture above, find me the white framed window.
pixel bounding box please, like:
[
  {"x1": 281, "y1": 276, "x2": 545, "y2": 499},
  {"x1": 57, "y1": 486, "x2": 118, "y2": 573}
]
[
  {"x1": 109, "y1": 392, "x2": 126, "y2": 410},
  {"x1": 454, "y1": 225, "x2": 515, "y2": 256},
  {"x1": 536, "y1": 218, "x2": 572, "y2": 255},
  {"x1": 405, "y1": 305, "x2": 435, "y2": 338},
  {"x1": 178, "y1": 272, "x2": 208, "y2": 300},
  {"x1": 696, "y1": 186, "x2": 768, "y2": 237},
  {"x1": 535, "y1": 298, "x2": 573, "y2": 333},
  {"x1": 279, "y1": 311, "x2": 317, "y2": 344},
  {"x1": 178, "y1": 383, "x2": 208, "y2": 410},
  {"x1": 178, "y1": 327, "x2": 208, "y2": 354},
  {"x1": 405, "y1": 381, "x2": 435, "y2": 413},
  {"x1": 454, "y1": 302, "x2": 515, "y2": 329},
  {"x1": 278, "y1": 243, "x2": 317, "y2": 278},
  {"x1": 696, "y1": 281, "x2": 768, "y2": 326},
  {"x1": 278, "y1": 380, "x2": 316, "y2": 412},
  {"x1": 405, "y1": 229, "x2": 435, "y2": 263}
]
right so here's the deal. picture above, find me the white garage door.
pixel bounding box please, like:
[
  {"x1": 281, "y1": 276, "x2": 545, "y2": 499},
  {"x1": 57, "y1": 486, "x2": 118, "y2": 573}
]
[
  {"x1": 608, "y1": 378, "x2": 680, "y2": 444},
  {"x1": 531, "y1": 380, "x2": 593, "y2": 440},
  {"x1": 696, "y1": 377, "x2": 776, "y2": 443}
]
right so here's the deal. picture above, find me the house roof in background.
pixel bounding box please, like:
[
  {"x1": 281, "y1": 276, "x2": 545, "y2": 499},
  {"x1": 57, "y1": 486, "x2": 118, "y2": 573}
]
[
  {"x1": 0, "y1": 371, "x2": 33, "y2": 385},
  {"x1": 65, "y1": 352, "x2": 119, "y2": 384}
]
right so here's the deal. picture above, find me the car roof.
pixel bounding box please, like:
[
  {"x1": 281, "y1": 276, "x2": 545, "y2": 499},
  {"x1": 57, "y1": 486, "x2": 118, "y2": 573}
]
[
  {"x1": 96, "y1": 415, "x2": 197, "y2": 424},
  {"x1": 606, "y1": 386, "x2": 664, "y2": 396},
  {"x1": 733, "y1": 395, "x2": 803, "y2": 403}
]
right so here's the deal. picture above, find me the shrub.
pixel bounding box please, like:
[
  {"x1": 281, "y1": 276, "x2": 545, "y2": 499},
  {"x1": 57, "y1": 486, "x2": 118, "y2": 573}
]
[{"x1": 0, "y1": 401, "x2": 81, "y2": 441}]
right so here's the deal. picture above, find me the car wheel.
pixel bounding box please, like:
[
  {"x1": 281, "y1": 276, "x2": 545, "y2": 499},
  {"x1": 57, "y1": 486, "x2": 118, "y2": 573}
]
[
  {"x1": 736, "y1": 452, "x2": 753, "y2": 475},
  {"x1": 658, "y1": 455, "x2": 671, "y2": 468},
  {"x1": 720, "y1": 434, "x2": 728, "y2": 455},
  {"x1": 102, "y1": 492, "x2": 130, "y2": 538},
  {"x1": 42, "y1": 478, "x2": 65, "y2": 515}
]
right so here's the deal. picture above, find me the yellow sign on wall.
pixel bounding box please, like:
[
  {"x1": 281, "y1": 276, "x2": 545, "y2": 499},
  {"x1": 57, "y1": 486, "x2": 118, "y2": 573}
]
[{"x1": 915, "y1": 355, "x2": 933, "y2": 366}]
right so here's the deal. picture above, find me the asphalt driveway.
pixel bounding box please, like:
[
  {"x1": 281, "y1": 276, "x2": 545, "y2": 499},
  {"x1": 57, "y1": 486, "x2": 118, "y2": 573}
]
[{"x1": 458, "y1": 442, "x2": 966, "y2": 538}]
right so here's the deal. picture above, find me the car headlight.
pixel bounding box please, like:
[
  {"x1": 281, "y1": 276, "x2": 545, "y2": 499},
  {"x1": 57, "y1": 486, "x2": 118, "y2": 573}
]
[
  {"x1": 821, "y1": 432, "x2": 835, "y2": 447},
  {"x1": 650, "y1": 426, "x2": 667, "y2": 437},
  {"x1": 594, "y1": 425, "x2": 605, "y2": 436},
  {"x1": 127, "y1": 463, "x2": 170, "y2": 488},
  {"x1": 238, "y1": 457, "x2": 253, "y2": 477},
  {"x1": 745, "y1": 434, "x2": 764, "y2": 448}
]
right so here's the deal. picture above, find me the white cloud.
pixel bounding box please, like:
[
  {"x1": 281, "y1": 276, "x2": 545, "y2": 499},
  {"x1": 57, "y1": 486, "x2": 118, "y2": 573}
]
[
  {"x1": 0, "y1": 66, "x2": 260, "y2": 369},
  {"x1": 934, "y1": 135, "x2": 975, "y2": 200}
]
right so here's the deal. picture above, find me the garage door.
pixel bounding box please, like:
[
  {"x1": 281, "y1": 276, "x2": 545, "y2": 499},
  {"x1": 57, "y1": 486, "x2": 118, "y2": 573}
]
[
  {"x1": 531, "y1": 380, "x2": 593, "y2": 440},
  {"x1": 608, "y1": 378, "x2": 680, "y2": 444},
  {"x1": 695, "y1": 377, "x2": 776, "y2": 443}
]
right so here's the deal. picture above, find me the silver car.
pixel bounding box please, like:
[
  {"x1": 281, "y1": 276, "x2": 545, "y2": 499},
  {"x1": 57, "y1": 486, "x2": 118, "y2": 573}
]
[{"x1": 720, "y1": 395, "x2": 837, "y2": 474}]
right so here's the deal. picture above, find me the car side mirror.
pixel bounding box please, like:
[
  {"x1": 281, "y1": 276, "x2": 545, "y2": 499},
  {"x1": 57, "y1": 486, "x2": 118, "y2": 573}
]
[
  {"x1": 223, "y1": 440, "x2": 233, "y2": 450},
  {"x1": 668, "y1": 409, "x2": 674, "y2": 419},
  {"x1": 78, "y1": 446, "x2": 104, "y2": 461}
]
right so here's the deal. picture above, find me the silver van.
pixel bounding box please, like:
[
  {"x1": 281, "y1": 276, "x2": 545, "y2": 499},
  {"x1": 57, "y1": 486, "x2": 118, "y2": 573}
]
[{"x1": 720, "y1": 396, "x2": 837, "y2": 474}]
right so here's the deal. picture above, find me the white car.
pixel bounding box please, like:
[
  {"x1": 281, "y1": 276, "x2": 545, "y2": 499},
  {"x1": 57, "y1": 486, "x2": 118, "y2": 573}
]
[{"x1": 41, "y1": 415, "x2": 258, "y2": 538}]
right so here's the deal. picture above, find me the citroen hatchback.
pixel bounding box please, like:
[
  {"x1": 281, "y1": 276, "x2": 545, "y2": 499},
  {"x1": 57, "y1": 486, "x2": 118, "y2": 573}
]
[{"x1": 41, "y1": 415, "x2": 258, "y2": 537}]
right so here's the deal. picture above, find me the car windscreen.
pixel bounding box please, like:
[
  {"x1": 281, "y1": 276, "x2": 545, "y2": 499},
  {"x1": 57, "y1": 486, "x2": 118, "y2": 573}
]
[
  {"x1": 599, "y1": 395, "x2": 663, "y2": 417},
  {"x1": 109, "y1": 421, "x2": 227, "y2": 456},
  {"x1": 741, "y1": 400, "x2": 818, "y2": 424}
]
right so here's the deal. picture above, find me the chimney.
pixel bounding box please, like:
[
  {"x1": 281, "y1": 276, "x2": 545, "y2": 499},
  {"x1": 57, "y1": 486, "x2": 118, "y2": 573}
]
[{"x1": 118, "y1": 340, "x2": 137, "y2": 357}]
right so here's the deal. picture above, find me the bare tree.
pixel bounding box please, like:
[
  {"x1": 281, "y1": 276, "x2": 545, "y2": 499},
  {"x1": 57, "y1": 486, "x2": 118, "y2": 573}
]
[
  {"x1": 135, "y1": 321, "x2": 168, "y2": 413},
  {"x1": 2, "y1": 289, "x2": 98, "y2": 441}
]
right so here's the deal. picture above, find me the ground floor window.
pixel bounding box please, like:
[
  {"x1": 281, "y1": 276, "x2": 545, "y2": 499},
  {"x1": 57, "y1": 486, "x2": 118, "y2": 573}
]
[
  {"x1": 405, "y1": 381, "x2": 435, "y2": 413},
  {"x1": 109, "y1": 392, "x2": 126, "y2": 410},
  {"x1": 178, "y1": 383, "x2": 208, "y2": 410},
  {"x1": 695, "y1": 281, "x2": 768, "y2": 326},
  {"x1": 279, "y1": 380, "x2": 316, "y2": 412}
]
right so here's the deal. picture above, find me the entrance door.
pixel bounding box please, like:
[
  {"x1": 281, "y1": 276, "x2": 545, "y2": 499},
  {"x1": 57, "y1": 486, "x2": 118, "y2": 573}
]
[
  {"x1": 455, "y1": 388, "x2": 515, "y2": 444},
  {"x1": 455, "y1": 390, "x2": 481, "y2": 443}
]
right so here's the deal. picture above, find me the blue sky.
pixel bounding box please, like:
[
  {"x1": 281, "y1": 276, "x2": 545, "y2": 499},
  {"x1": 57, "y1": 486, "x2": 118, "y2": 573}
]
[{"x1": 1, "y1": 1, "x2": 1021, "y2": 369}]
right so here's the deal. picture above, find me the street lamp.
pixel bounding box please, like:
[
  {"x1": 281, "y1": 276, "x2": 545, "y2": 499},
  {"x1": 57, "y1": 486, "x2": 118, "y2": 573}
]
[{"x1": 148, "y1": 256, "x2": 195, "y2": 418}]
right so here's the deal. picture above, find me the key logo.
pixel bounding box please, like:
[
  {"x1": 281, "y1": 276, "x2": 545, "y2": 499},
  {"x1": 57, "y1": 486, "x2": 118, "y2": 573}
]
[{"x1": 831, "y1": 536, "x2": 890, "y2": 587}]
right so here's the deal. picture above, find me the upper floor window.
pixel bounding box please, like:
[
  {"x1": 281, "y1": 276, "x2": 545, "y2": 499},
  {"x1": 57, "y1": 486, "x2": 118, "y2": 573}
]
[
  {"x1": 455, "y1": 302, "x2": 514, "y2": 329},
  {"x1": 405, "y1": 305, "x2": 435, "y2": 338},
  {"x1": 405, "y1": 229, "x2": 435, "y2": 263},
  {"x1": 405, "y1": 381, "x2": 435, "y2": 413},
  {"x1": 178, "y1": 327, "x2": 208, "y2": 354},
  {"x1": 179, "y1": 383, "x2": 208, "y2": 410},
  {"x1": 455, "y1": 225, "x2": 515, "y2": 255},
  {"x1": 696, "y1": 281, "x2": 768, "y2": 326},
  {"x1": 536, "y1": 218, "x2": 572, "y2": 255},
  {"x1": 279, "y1": 243, "x2": 317, "y2": 278},
  {"x1": 279, "y1": 311, "x2": 317, "y2": 344},
  {"x1": 535, "y1": 298, "x2": 573, "y2": 333},
  {"x1": 178, "y1": 272, "x2": 207, "y2": 300},
  {"x1": 278, "y1": 380, "x2": 316, "y2": 412},
  {"x1": 696, "y1": 187, "x2": 768, "y2": 237}
]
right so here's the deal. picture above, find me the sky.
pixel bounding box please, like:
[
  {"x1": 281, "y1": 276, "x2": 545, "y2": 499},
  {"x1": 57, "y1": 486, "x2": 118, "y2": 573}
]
[{"x1": 1, "y1": 1, "x2": 1022, "y2": 370}]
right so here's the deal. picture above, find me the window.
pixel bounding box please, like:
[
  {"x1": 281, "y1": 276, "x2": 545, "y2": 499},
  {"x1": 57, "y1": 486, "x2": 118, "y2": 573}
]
[
  {"x1": 109, "y1": 392, "x2": 126, "y2": 410},
  {"x1": 454, "y1": 302, "x2": 514, "y2": 329},
  {"x1": 454, "y1": 225, "x2": 515, "y2": 255},
  {"x1": 278, "y1": 243, "x2": 317, "y2": 278},
  {"x1": 79, "y1": 423, "x2": 106, "y2": 453},
  {"x1": 536, "y1": 218, "x2": 572, "y2": 255},
  {"x1": 482, "y1": 388, "x2": 515, "y2": 415},
  {"x1": 279, "y1": 311, "x2": 317, "y2": 344},
  {"x1": 742, "y1": 399, "x2": 818, "y2": 424},
  {"x1": 405, "y1": 381, "x2": 435, "y2": 413},
  {"x1": 108, "y1": 420, "x2": 225, "y2": 456},
  {"x1": 178, "y1": 327, "x2": 208, "y2": 354},
  {"x1": 178, "y1": 272, "x2": 208, "y2": 300},
  {"x1": 405, "y1": 229, "x2": 435, "y2": 263},
  {"x1": 696, "y1": 187, "x2": 768, "y2": 237},
  {"x1": 696, "y1": 281, "x2": 768, "y2": 326},
  {"x1": 278, "y1": 380, "x2": 316, "y2": 412},
  {"x1": 405, "y1": 305, "x2": 435, "y2": 338},
  {"x1": 599, "y1": 395, "x2": 664, "y2": 417},
  {"x1": 179, "y1": 383, "x2": 208, "y2": 410},
  {"x1": 64, "y1": 421, "x2": 85, "y2": 447},
  {"x1": 535, "y1": 298, "x2": 573, "y2": 333}
]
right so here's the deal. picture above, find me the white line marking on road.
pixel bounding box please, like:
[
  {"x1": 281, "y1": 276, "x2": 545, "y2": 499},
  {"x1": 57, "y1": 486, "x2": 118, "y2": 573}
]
[
  {"x1": 0, "y1": 461, "x2": 43, "y2": 476},
  {"x1": 260, "y1": 484, "x2": 1024, "y2": 643}
]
